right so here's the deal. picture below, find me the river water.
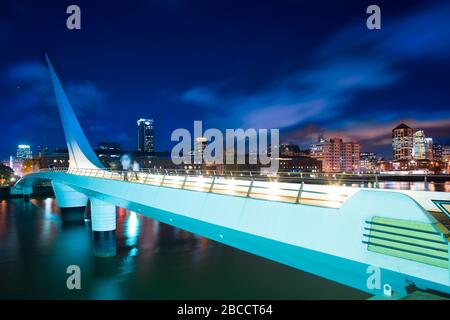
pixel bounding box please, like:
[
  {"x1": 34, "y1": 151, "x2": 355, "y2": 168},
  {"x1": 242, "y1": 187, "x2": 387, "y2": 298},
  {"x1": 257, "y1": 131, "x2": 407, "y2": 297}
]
[{"x1": 0, "y1": 197, "x2": 371, "y2": 300}]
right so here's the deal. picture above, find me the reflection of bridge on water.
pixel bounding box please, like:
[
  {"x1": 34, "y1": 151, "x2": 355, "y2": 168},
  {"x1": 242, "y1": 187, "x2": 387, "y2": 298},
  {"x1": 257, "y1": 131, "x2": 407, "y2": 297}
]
[{"x1": 14, "y1": 55, "x2": 450, "y2": 299}]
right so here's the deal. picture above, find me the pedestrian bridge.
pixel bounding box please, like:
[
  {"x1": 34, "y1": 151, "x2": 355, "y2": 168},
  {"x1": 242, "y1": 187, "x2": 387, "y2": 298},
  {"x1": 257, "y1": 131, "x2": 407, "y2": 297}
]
[{"x1": 14, "y1": 55, "x2": 450, "y2": 298}]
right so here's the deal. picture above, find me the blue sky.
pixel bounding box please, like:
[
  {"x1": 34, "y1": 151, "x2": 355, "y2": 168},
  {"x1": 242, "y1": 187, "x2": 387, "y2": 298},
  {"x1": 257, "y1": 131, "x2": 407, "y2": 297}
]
[{"x1": 1, "y1": 0, "x2": 449, "y2": 159}]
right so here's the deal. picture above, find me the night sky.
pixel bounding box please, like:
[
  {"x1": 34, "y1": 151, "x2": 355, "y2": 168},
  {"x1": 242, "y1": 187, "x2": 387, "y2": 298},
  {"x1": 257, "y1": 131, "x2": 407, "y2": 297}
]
[{"x1": 1, "y1": 0, "x2": 450, "y2": 159}]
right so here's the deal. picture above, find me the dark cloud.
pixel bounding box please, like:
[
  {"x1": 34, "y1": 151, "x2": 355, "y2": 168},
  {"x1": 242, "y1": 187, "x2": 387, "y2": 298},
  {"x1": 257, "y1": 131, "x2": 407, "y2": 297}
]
[
  {"x1": 175, "y1": 1, "x2": 450, "y2": 156},
  {"x1": 0, "y1": 60, "x2": 107, "y2": 156},
  {"x1": 3, "y1": 60, "x2": 106, "y2": 114},
  {"x1": 0, "y1": 0, "x2": 449, "y2": 159}
]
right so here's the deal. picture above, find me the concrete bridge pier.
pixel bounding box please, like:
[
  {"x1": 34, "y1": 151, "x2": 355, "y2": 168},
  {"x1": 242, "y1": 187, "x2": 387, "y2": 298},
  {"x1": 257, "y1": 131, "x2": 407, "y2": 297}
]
[
  {"x1": 51, "y1": 181, "x2": 88, "y2": 222},
  {"x1": 22, "y1": 186, "x2": 33, "y2": 202},
  {"x1": 90, "y1": 198, "x2": 117, "y2": 258}
]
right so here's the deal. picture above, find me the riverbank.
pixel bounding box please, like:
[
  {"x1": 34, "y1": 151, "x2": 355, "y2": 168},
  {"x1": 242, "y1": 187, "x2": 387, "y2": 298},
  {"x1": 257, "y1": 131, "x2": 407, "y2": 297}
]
[{"x1": 0, "y1": 185, "x2": 54, "y2": 199}]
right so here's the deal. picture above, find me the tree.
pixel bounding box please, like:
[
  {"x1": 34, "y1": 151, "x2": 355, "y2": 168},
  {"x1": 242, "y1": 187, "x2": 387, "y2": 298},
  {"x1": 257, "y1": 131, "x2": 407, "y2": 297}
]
[
  {"x1": 21, "y1": 159, "x2": 37, "y2": 175},
  {"x1": 0, "y1": 164, "x2": 14, "y2": 186}
]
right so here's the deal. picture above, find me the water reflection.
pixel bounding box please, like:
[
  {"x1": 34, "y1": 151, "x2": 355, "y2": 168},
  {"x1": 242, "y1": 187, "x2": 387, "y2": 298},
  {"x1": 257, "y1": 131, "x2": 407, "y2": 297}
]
[
  {"x1": 0, "y1": 198, "x2": 369, "y2": 299},
  {"x1": 125, "y1": 211, "x2": 140, "y2": 247}
]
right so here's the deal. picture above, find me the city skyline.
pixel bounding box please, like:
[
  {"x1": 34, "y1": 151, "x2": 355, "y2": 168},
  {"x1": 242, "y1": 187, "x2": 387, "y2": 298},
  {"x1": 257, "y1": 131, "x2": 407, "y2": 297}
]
[
  {"x1": 3, "y1": 119, "x2": 447, "y2": 160},
  {"x1": 1, "y1": 1, "x2": 450, "y2": 159}
]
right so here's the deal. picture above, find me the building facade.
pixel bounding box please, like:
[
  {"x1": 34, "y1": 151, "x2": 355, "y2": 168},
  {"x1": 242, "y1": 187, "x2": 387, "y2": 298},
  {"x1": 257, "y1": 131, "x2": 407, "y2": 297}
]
[
  {"x1": 16, "y1": 144, "x2": 32, "y2": 160},
  {"x1": 443, "y1": 146, "x2": 450, "y2": 168},
  {"x1": 433, "y1": 144, "x2": 443, "y2": 162},
  {"x1": 392, "y1": 123, "x2": 413, "y2": 161},
  {"x1": 359, "y1": 152, "x2": 379, "y2": 173},
  {"x1": 425, "y1": 137, "x2": 433, "y2": 161},
  {"x1": 137, "y1": 119, "x2": 154, "y2": 152},
  {"x1": 280, "y1": 143, "x2": 301, "y2": 157},
  {"x1": 310, "y1": 137, "x2": 360, "y2": 173},
  {"x1": 413, "y1": 130, "x2": 427, "y2": 160},
  {"x1": 279, "y1": 156, "x2": 321, "y2": 172},
  {"x1": 194, "y1": 137, "x2": 208, "y2": 164}
]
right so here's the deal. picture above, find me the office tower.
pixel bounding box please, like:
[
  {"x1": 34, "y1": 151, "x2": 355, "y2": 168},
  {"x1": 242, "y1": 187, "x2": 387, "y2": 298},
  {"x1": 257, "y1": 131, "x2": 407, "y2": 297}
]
[
  {"x1": 392, "y1": 124, "x2": 413, "y2": 161},
  {"x1": 310, "y1": 137, "x2": 360, "y2": 173},
  {"x1": 310, "y1": 136, "x2": 326, "y2": 164},
  {"x1": 443, "y1": 146, "x2": 450, "y2": 163},
  {"x1": 425, "y1": 137, "x2": 433, "y2": 161},
  {"x1": 280, "y1": 143, "x2": 301, "y2": 157},
  {"x1": 360, "y1": 152, "x2": 378, "y2": 173},
  {"x1": 137, "y1": 119, "x2": 154, "y2": 152},
  {"x1": 433, "y1": 144, "x2": 443, "y2": 162},
  {"x1": 194, "y1": 137, "x2": 208, "y2": 164},
  {"x1": 16, "y1": 144, "x2": 32, "y2": 159},
  {"x1": 413, "y1": 130, "x2": 427, "y2": 160},
  {"x1": 37, "y1": 145, "x2": 49, "y2": 157}
]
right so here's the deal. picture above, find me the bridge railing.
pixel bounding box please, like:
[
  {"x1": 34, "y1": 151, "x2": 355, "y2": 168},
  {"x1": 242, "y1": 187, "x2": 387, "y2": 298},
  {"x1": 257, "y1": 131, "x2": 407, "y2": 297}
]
[
  {"x1": 38, "y1": 167, "x2": 449, "y2": 208},
  {"x1": 40, "y1": 167, "x2": 358, "y2": 208}
]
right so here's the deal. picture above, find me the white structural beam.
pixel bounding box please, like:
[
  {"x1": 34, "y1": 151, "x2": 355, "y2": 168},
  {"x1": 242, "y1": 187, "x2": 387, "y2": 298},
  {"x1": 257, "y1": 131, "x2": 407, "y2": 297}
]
[
  {"x1": 52, "y1": 181, "x2": 88, "y2": 208},
  {"x1": 90, "y1": 198, "x2": 116, "y2": 232},
  {"x1": 45, "y1": 54, "x2": 104, "y2": 170}
]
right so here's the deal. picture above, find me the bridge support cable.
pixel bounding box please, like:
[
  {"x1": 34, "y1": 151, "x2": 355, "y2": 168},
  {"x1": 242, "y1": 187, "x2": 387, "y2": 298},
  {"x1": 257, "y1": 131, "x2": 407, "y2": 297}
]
[
  {"x1": 247, "y1": 178, "x2": 254, "y2": 197},
  {"x1": 295, "y1": 181, "x2": 304, "y2": 204},
  {"x1": 208, "y1": 176, "x2": 216, "y2": 193}
]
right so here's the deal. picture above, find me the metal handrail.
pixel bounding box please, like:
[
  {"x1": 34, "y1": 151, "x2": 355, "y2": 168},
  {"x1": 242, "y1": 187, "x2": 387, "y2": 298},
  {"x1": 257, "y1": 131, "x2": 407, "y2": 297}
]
[
  {"x1": 40, "y1": 166, "x2": 450, "y2": 180},
  {"x1": 35, "y1": 167, "x2": 449, "y2": 208},
  {"x1": 28, "y1": 167, "x2": 374, "y2": 209}
]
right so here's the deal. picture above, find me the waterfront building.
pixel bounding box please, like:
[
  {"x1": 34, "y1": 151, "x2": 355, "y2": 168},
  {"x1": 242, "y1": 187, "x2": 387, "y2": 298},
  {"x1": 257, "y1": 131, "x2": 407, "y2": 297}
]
[
  {"x1": 425, "y1": 137, "x2": 433, "y2": 161},
  {"x1": 310, "y1": 137, "x2": 360, "y2": 173},
  {"x1": 413, "y1": 130, "x2": 427, "y2": 160},
  {"x1": 137, "y1": 118, "x2": 154, "y2": 152},
  {"x1": 37, "y1": 145, "x2": 49, "y2": 157},
  {"x1": 279, "y1": 156, "x2": 322, "y2": 172},
  {"x1": 16, "y1": 144, "x2": 32, "y2": 160},
  {"x1": 342, "y1": 140, "x2": 360, "y2": 173},
  {"x1": 39, "y1": 147, "x2": 70, "y2": 169},
  {"x1": 194, "y1": 137, "x2": 208, "y2": 164},
  {"x1": 392, "y1": 123, "x2": 413, "y2": 161},
  {"x1": 433, "y1": 144, "x2": 443, "y2": 162},
  {"x1": 443, "y1": 146, "x2": 450, "y2": 171},
  {"x1": 280, "y1": 143, "x2": 301, "y2": 157},
  {"x1": 310, "y1": 136, "x2": 326, "y2": 165},
  {"x1": 98, "y1": 142, "x2": 121, "y2": 151},
  {"x1": 359, "y1": 152, "x2": 378, "y2": 173}
]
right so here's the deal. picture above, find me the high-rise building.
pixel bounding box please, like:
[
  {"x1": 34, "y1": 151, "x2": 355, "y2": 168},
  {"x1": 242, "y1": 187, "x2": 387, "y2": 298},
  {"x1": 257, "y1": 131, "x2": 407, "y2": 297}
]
[
  {"x1": 310, "y1": 137, "x2": 360, "y2": 173},
  {"x1": 194, "y1": 137, "x2": 208, "y2": 164},
  {"x1": 413, "y1": 130, "x2": 427, "y2": 160},
  {"x1": 340, "y1": 139, "x2": 360, "y2": 173},
  {"x1": 137, "y1": 119, "x2": 154, "y2": 152},
  {"x1": 310, "y1": 136, "x2": 326, "y2": 164},
  {"x1": 16, "y1": 144, "x2": 32, "y2": 160},
  {"x1": 37, "y1": 145, "x2": 49, "y2": 157},
  {"x1": 392, "y1": 123, "x2": 413, "y2": 161},
  {"x1": 442, "y1": 146, "x2": 450, "y2": 163},
  {"x1": 433, "y1": 144, "x2": 443, "y2": 162},
  {"x1": 425, "y1": 137, "x2": 433, "y2": 161},
  {"x1": 360, "y1": 152, "x2": 378, "y2": 173},
  {"x1": 280, "y1": 143, "x2": 301, "y2": 157}
]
